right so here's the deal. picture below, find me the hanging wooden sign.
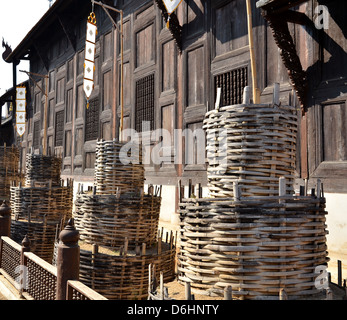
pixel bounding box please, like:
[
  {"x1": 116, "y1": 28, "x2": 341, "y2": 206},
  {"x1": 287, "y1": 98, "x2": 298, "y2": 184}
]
[
  {"x1": 16, "y1": 86, "x2": 26, "y2": 136},
  {"x1": 83, "y1": 12, "x2": 97, "y2": 109}
]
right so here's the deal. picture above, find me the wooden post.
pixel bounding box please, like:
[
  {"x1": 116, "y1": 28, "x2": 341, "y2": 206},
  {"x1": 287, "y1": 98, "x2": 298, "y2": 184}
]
[
  {"x1": 185, "y1": 281, "x2": 192, "y2": 300},
  {"x1": 338, "y1": 260, "x2": 342, "y2": 287},
  {"x1": 279, "y1": 177, "x2": 286, "y2": 197},
  {"x1": 245, "y1": 0, "x2": 259, "y2": 104},
  {"x1": 279, "y1": 288, "x2": 288, "y2": 300},
  {"x1": 0, "y1": 201, "x2": 11, "y2": 237},
  {"x1": 160, "y1": 272, "x2": 164, "y2": 300},
  {"x1": 326, "y1": 288, "x2": 333, "y2": 300},
  {"x1": 56, "y1": 219, "x2": 80, "y2": 300},
  {"x1": 224, "y1": 286, "x2": 232, "y2": 300},
  {"x1": 20, "y1": 235, "x2": 30, "y2": 297}
]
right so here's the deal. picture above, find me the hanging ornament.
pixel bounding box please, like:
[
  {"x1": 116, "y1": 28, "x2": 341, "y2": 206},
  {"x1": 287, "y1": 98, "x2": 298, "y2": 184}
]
[
  {"x1": 83, "y1": 11, "x2": 97, "y2": 109},
  {"x1": 162, "y1": 0, "x2": 182, "y2": 28},
  {"x1": 16, "y1": 85, "x2": 26, "y2": 136}
]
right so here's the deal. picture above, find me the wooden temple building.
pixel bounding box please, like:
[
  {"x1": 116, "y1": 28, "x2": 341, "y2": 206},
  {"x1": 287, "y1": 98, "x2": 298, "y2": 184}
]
[{"x1": 0, "y1": 0, "x2": 346, "y2": 279}]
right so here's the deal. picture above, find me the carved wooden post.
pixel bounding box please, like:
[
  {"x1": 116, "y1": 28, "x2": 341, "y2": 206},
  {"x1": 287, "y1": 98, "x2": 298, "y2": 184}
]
[
  {"x1": 56, "y1": 218, "x2": 80, "y2": 300},
  {"x1": 0, "y1": 201, "x2": 11, "y2": 237},
  {"x1": 20, "y1": 235, "x2": 30, "y2": 297}
]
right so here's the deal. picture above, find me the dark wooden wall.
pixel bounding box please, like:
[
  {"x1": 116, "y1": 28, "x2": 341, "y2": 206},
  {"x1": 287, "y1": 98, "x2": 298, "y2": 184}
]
[{"x1": 17, "y1": 0, "x2": 346, "y2": 192}]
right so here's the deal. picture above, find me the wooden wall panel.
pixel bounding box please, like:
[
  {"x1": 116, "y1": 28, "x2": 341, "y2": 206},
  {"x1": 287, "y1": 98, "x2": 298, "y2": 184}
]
[
  {"x1": 136, "y1": 23, "x2": 155, "y2": 67},
  {"x1": 187, "y1": 46, "x2": 204, "y2": 107},
  {"x1": 322, "y1": 103, "x2": 347, "y2": 162},
  {"x1": 162, "y1": 40, "x2": 175, "y2": 92}
]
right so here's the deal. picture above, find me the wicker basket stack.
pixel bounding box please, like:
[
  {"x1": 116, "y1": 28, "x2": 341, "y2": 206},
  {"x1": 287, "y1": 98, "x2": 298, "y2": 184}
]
[
  {"x1": 203, "y1": 103, "x2": 297, "y2": 198},
  {"x1": 73, "y1": 139, "x2": 176, "y2": 300},
  {"x1": 0, "y1": 145, "x2": 21, "y2": 200},
  {"x1": 10, "y1": 153, "x2": 73, "y2": 262},
  {"x1": 178, "y1": 87, "x2": 329, "y2": 299}
]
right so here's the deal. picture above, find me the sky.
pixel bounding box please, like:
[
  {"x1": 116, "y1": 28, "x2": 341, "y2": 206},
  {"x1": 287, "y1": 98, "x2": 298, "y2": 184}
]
[{"x1": 0, "y1": 0, "x2": 55, "y2": 101}]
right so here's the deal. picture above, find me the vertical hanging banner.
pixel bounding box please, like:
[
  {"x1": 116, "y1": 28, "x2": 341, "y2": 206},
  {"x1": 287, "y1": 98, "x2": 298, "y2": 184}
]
[
  {"x1": 162, "y1": 0, "x2": 183, "y2": 28},
  {"x1": 16, "y1": 86, "x2": 26, "y2": 136},
  {"x1": 84, "y1": 12, "x2": 97, "y2": 109}
]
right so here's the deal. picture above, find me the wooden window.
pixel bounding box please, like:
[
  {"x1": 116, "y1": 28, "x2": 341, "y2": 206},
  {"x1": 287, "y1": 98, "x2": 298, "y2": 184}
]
[
  {"x1": 76, "y1": 85, "x2": 84, "y2": 119},
  {"x1": 122, "y1": 20, "x2": 131, "y2": 52},
  {"x1": 103, "y1": 32, "x2": 112, "y2": 61},
  {"x1": 103, "y1": 71, "x2": 112, "y2": 111},
  {"x1": 67, "y1": 59, "x2": 74, "y2": 82},
  {"x1": 75, "y1": 128, "x2": 83, "y2": 156},
  {"x1": 85, "y1": 97, "x2": 99, "y2": 141},
  {"x1": 66, "y1": 89, "x2": 73, "y2": 123},
  {"x1": 120, "y1": 116, "x2": 130, "y2": 142},
  {"x1": 34, "y1": 92, "x2": 41, "y2": 114},
  {"x1": 185, "y1": 122, "x2": 205, "y2": 167},
  {"x1": 135, "y1": 74, "x2": 155, "y2": 132},
  {"x1": 65, "y1": 131, "x2": 72, "y2": 157},
  {"x1": 56, "y1": 78, "x2": 65, "y2": 103},
  {"x1": 121, "y1": 62, "x2": 131, "y2": 106},
  {"x1": 323, "y1": 103, "x2": 347, "y2": 161},
  {"x1": 94, "y1": 56, "x2": 99, "y2": 86},
  {"x1": 49, "y1": 71, "x2": 55, "y2": 92},
  {"x1": 214, "y1": 1, "x2": 248, "y2": 57},
  {"x1": 78, "y1": 50, "x2": 84, "y2": 75},
  {"x1": 47, "y1": 135, "x2": 53, "y2": 155},
  {"x1": 55, "y1": 110, "x2": 64, "y2": 146},
  {"x1": 136, "y1": 23, "x2": 155, "y2": 67},
  {"x1": 162, "y1": 104, "x2": 174, "y2": 144},
  {"x1": 33, "y1": 121, "x2": 40, "y2": 149},
  {"x1": 85, "y1": 152, "x2": 96, "y2": 169},
  {"x1": 102, "y1": 121, "x2": 112, "y2": 141},
  {"x1": 214, "y1": 67, "x2": 248, "y2": 106},
  {"x1": 48, "y1": 99, "x2": 54, "y2": 127},
  {"x1": 187, "y1": 46, "x2": 204, "y2": 107},
  {"x1": 162, "y1": 40, "x2": 175, "y2": 92}
]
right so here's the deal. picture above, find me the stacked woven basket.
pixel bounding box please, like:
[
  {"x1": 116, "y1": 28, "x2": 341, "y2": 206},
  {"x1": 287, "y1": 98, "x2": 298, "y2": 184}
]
[
  {"x1": 0, "y1": 145, "x2": 21, "y2": 200},
  {"x1": 74, "y1": 139, "x2": 176, "y2": 300},
  {"x1": 178, "y1": 86, "x2": 329, "y2": 299},
  {"x1": 10, "y1": 153, "x2": 73, "y2": 262}
]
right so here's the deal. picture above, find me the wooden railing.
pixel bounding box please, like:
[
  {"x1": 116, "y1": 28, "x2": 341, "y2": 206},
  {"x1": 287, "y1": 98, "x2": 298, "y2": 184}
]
[{"x1": 0, "y1": 235, "x2": 107, "y2": 300}]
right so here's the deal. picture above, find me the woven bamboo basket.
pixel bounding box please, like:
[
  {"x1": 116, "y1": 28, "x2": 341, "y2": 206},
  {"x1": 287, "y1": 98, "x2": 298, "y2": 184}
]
[
  {"x1": 25, "y1": 153, "x2": 62, "y2": 187},
  {"x1": 178, "y1": 184, "x2": 329, "y2": 299},
  {"x1": 0, "y1": 145, "x2": 21, "y2": 200},
  {"x1": 203, "y1": 103, "x2": 297, "y2": 198},
  {"x1": 74, "y1": 191, "x2": 161, "y2": 249},
  {"x1": 78, "y1": 234, "x2": 176, "y2": 300},
  {"x1": 94, "y1": 139, "x2": 144, "y2": 195},
  {"x1": 10, "y1": 181, "x2": 73, "y2": 262},
  {"x1": 72, "y1": 140, "x2": 176, "y2": 299},
  {"x1": 10, "y1": 153, "x2": 72, "y2": 262}
]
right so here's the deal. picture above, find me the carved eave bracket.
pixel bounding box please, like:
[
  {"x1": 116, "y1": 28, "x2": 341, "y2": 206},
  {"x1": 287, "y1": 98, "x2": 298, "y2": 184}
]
[
  {"x1": 154, "y1": 0, "x2": 182, "y2": 52},
  {"x1": 262, "y1": 11, "x2": 308, "y2": 111}
]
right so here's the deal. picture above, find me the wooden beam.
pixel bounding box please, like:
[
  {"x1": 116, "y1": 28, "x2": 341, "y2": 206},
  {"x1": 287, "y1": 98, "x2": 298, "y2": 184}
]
[
  {"x1": 257, "y1": 0, "x2": 308, "y2": 12},
  {"x1": 31, "y1": 40, "x2": 49, "y2": 72},
  {"x1": 281, "y1": 10, "x2": 314, "y2": 26},
  {"x1": 56, "y1": 13, "x2": 77, "y2": 51}
]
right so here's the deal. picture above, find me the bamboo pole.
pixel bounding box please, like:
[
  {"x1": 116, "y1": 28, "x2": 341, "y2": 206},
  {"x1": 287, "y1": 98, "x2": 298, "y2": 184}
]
[{"x1": 246, "y1": 0, "x2": 260, "y2": 104}]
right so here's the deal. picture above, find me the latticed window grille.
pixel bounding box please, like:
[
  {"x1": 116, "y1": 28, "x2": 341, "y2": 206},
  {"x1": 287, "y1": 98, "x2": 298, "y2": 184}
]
[
  {"x1": 55, "y1": 110, "x2": 64, "y2": 146},
  {"x1": 135, "y1": 74, "x2": 155, "y2": 132},
  {"x1": 85, "y1": 97, "x2": 99, "y2": 141},
  {"x1": 33, "y1": 121, "x2": 40, "y2": 149},
  {"x1": 214, "y1": 66, "x2": 248, "y2": 106}
]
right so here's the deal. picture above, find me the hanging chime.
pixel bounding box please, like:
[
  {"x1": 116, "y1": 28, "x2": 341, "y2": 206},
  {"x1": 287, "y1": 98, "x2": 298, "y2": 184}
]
[{"x1": 83, "y1": 11, "x2": 97, "y2": 109}]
